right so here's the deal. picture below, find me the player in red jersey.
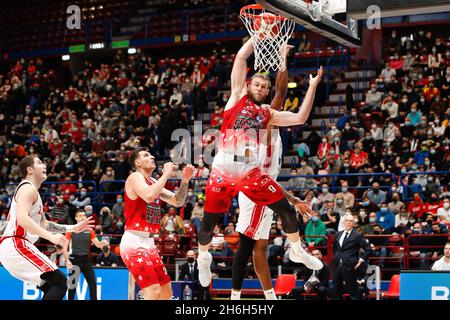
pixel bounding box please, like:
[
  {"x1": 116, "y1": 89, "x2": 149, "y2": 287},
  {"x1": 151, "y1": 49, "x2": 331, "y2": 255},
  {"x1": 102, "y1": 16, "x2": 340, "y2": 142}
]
[
  {"x1": 120, "y1": 147, "x2": 194, "y2": 300},
  {"x1": 197, "y1": 38, "x2": 324, "y2": 287}
]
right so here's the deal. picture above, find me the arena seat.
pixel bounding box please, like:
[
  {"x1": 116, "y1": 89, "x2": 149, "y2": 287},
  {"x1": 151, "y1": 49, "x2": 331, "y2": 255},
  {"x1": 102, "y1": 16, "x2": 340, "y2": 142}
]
[
  {"x1": 382, "y1": 274, "x2": 400, "y2": 299},
  {"x1": 274, "y1": 274, "x2": 296, "y2": 299}
]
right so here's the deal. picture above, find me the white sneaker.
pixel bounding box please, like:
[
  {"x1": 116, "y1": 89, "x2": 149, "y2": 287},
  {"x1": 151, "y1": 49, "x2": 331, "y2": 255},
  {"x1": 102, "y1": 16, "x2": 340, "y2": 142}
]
[
  {"x1": 198, "y1": 251, "x2": 213, "y2": 287},
  {"x1": 289, "y1": 246, "x2": 323, "y2": 270}
]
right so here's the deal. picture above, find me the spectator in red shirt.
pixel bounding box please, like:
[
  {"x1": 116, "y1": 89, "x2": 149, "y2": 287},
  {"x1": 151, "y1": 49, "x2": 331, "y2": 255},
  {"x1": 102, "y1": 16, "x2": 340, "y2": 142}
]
[
  {"x1": 407, "y1": 193, "x2": 426, "y2": 220},
  {"x1": 210, "y1": 105, "x2": 223, "y2": 128},
  {"x1": 137, "y1": 98, "x2": 151, "y2": 117},
  {"x1": 389, "y1": 54, "x2": 404, "y2": 71},
  {"x1": 350, "y1": 143, "x2": 368, "y2": 170},
  {"x1": 425, "y1": 193, "x2": 442, "y2": 215}
]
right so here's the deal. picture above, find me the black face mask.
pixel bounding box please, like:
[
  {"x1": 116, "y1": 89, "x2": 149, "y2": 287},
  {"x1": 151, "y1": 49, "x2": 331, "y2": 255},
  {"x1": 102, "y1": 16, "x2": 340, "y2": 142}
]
[
  {"x1": 102, "y1": 246, "x2": 110, "y2": 253},
  {"x1": 187, "y1": 257, "x2": 195, "y2": 263}
]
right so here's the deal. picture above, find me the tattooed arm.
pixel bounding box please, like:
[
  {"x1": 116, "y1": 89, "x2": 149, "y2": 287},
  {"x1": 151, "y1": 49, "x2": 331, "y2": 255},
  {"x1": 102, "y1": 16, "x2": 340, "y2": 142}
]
[
  {"x1": 159, "y1": 164, "x2": 195, "y2": 208},
  {"x1": 41, "y1": 212, "x2": 95, "y2": 233}
]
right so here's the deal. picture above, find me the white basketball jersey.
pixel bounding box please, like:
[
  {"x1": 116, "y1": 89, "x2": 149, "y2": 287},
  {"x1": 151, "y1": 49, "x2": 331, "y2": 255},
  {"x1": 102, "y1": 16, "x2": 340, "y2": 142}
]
[
  {"x1": 2, "y1": 180, "x2": 44, "y2": 244},
  {"x1": 259, "y1": 128, "x2": 283, "y2": 180}
]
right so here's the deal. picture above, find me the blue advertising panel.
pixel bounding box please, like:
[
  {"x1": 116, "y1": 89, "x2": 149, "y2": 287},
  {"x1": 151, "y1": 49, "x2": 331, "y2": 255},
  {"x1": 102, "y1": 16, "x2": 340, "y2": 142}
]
[
  {"x1": 0, "y1": 266, "x2": 129, "y2": 300},
  {"x1": 400, "y1": 271, "x2": 450, "y2": 300}
]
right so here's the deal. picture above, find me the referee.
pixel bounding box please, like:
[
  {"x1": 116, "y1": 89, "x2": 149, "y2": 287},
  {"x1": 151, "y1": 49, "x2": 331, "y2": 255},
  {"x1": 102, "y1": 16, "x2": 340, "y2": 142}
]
[{"x1": 64, "y1": 209, "x2": 104, "y2": 300}]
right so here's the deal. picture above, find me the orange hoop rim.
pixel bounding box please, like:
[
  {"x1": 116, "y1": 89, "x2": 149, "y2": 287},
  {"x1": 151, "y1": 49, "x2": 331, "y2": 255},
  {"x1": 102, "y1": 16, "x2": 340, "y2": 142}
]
[{"x1": 240, "y1": 4, "x2": 287, "y2": 21}]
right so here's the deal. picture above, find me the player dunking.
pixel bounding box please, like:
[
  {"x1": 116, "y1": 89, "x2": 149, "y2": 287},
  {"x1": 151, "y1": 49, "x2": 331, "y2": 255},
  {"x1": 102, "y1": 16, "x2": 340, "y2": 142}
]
[
  {"x1": 120, "y1": 147, "x2": 194, "y2": 300},
  {"x1": 232, "y1": 48, "x2": 314, "y2": 300},
  {"x1": 197, "y1": 37, "x2": 324, "y2": 287},
  {"x1": 0, "y1": 155, "x2": 94, "y2": 300}
]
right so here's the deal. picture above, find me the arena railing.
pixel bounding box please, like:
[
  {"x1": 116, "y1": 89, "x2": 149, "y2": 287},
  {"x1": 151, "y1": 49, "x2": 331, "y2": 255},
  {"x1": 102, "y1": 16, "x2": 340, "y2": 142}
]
[{"x1": 403, "y1": 233, "x2": 450, "y2": 269}]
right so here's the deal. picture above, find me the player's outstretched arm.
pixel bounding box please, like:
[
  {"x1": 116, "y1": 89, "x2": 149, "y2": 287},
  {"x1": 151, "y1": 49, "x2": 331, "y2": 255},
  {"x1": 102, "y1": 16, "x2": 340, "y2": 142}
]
[
  {"x1": 159, "y1": 164, "x2": 195, "y2": 207},
  {"x1": 269, "y1": 66, "x2": 323, "y2": 126},
  {"x1": 227, "y1": 37, "x2": 255, "y2": 109},
  {"x1": 128, "y1": 162, "x2": 175, "y2": 203},
  {"x1": 15, "y1": 185, "x2": 66, "y2": 246}
]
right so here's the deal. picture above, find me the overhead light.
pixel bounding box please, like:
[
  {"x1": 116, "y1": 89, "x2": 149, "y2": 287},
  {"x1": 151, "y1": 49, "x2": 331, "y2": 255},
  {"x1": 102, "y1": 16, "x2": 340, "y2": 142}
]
[
  {"x1": 288, "y1": 82, "x2": 297, "y2": 88},
  {"x1": 62, "y1": 55, "x2": 70, "y2": 61},
  {"x1": 128, "y1": 47, "x2": 137, "y2": 54}
]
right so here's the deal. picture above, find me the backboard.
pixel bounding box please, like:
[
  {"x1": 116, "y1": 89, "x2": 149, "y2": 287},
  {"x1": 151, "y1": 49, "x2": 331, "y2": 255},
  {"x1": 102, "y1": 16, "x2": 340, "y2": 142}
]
[
  {"x1": 257, "y1": 0, "x2": 361, "y2": 47},
  {"x1": 347, "y1": 0, "x2": 450, "y2": 20}
]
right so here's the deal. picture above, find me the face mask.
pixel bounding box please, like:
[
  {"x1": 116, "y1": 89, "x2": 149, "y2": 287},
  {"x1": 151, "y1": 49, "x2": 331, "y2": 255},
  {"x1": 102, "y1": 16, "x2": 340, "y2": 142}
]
[
  {"x1": 329, "y1": 150, "x2": 335, "y2": 155},
  {"x1": 412, "y1": 166, "x2": 418, "y2": 171},
  {"x1": 322, "y1": 139, "x2": 327, "y2": 143},
  {"x1": 373, "y1": 189, "x2": 379, "y2": 194},
  {"x1": 187, "y1": 257, "x2": 195, "y2": 263},
  {"x1": 322, "y1": 188, "x2": 328, "y2": 194},
  {"x1": 116, "y1": 222, "x2": 123, "y2": 228},
  {"x1": 198, "y1": 201, "x2": 204, "y2": 206},
  {"x1": 311, "y1": 216, "x2": 319, "y2": 222},
  {"x1": 1, "y1": 216, "x2": 6, "y2": 221},
  {"x1": 85, "y1": 210, "x2": 92, "y2": 216},
  {"x1": 425, "y1": 162, "x2": 431, "y2": 167},
  {"x1": 80, "y1": 192, "x2": 87, "y2": 197},
  {"x1": 336, "y1": 199, "x2": 343, "y2": 205},
  {"x1": 381, "y1": 207, "x2": 388, "y2": 212},
  {"x1": 188, "y1": 192, "x2": 193, "y2": 197},
  {"x1": 344, "y1": 163, "x2": 350, "y2": 168},
  {"x1": 369, "y1": 217, "x2": 376, "y2": 223},
  {"x1": 301, "y1": 162, "x2": 307, "y2": 167},
  {"x1": 102, "y1": 246, "x2": 110, "y2": 253},
  {"x1": 411, "y1": 109, "x2": 417, "y2": 113},
  {"x1": 413, "y1": 229, "x2": 421, "y2": 234},
  {"x1": 444, "y1": 203, "x2": 450, "y2": 209},
  {"x1": 342, "y1": 187, "x2": 348, "y2": 193},
  {"x1": 106, "y1": 171, "x2": 112, "y2": 176},
  {"x1": 430, "y1": 149, "x2": 436, "y2": 154},
  {"x1": 345, "y1": 126, "x2": 350, "y2": 130},
  {"x1": 58, "y1": 198, "x2": 64, "y2": 204},
  {"x1": 198, "y1": 163, "x2": 204, "y2": 168},
  {"x1": 117, "y1": 198, "x2": 123, "y2": 203},
  {"x1": 362, "y1": 201, "x2": 370, "y2": 206}
]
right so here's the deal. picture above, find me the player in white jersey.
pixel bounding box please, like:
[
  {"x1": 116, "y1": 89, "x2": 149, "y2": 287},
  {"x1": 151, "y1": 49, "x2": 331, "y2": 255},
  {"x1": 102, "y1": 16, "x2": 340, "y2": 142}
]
[
  {"x1": 231, "y1": 62, "x2": 313, "y2": 300},
  {"x1": 0, "y1": 155, "x2": 93, "y2": 300}
]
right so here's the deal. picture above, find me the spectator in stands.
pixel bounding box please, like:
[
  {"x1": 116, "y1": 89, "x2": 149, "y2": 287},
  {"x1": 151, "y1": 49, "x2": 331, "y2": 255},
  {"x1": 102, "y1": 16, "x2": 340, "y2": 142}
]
[
  {"x1": 99, "y1": 206, "x2": 114, "y2": 234},
  {"x1": 161, "y1": 207, "x2": 185, "y2": 235},
  {"x1": 388, "y1": 30, "x2": 401, "y2": 54},
  {"x1": 341, "y1": 122, "x2": 359, "y2": 151},
  {"x1": 95, "y1": 240, "x2": 118, "y2": 267},
  {"x1": 437, "y1": 198, "x2": 450, "y2": 223},
  {"x1": 210, "y1": 225, "x2": 233, "y2": 267},
  {"x1": 365, "y1": 182, "x2": 386, "y2": 207},
  {"x1": 112, "y1": 194, "x2": 124, "y2": 220},
  {"x1": 191, "y1": 197, "x2": 204, "y2": 233},
  {"x1": 298, "y1": 33, "x2": 311, "y2": 52},
  {"x1": 367, "y1": 224, "x2": 388, "y2": 267},
  {"x1": 334, "y1": 194, "x2": 347, "y2": 231},
  {"x1": 305, "y1": 211, "x2": 326, "y2": 247},
  {"x1": 431, "y1": 242, "x2": 450, "y2": 271},
  {"x1": 338, "y1": 158, "x2": 358, "y2": 186},
  {"x1": 362, "y1": 212, "x2": 378, "y2": 234},
  {"x1": 381, "y1": 64, "x2": 396, "y2": 83},
  {"x1": 336, "y1": 181, "x2": 355, "y2": 209},
  {"x1": 388, "y1": 192, "x2": 404, "y2": 215},
  {"x1": 364, "y1": 83, "x2": 383, "y2": 111},
  {"x1": 289, "y1": 249, "x2": 329, "y2": 300},
  {"x1": 406, "y1": 104, "x2": 422, "y2": 126},
  {"x1": 71, "y1": 187, "x2": 91, "y2": 208},
  {"x1": 321, "y1": 206, "x2": 339, "y2": 235},
  {"x1": 408, "y1": 222, "x2": 433, "y2": 269},
  {"x1": 349, "y1": 143, "x2": 368, "y2": 170},
  {"x1": 50, "y1": 194, "x2": 73, "y2": 224},
  {"x1": 284, "y1": 91, "x2": 299, "y2": 112},
  {"x1": 376, "y1": 202, "x2": 395, "y2": 233},
  {"x1": 408, "y1": 193, "x2": 427, "y2": 221},
  {"x1": 318, "y1": 183, "x2": 334, "y2": 208}
]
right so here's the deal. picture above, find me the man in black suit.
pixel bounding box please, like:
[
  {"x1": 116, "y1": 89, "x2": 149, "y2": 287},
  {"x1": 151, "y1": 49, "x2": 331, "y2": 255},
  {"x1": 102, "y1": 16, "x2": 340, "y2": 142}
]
[
  {"x1": 178, "y1": 250, "x2": 211, "y2": 300},
  {"x1": 290, "y1": 249, "x2": 330, "y2": 300},
  {"x1": 333, "y1": 214, "x2": 371, "y2": 300}
]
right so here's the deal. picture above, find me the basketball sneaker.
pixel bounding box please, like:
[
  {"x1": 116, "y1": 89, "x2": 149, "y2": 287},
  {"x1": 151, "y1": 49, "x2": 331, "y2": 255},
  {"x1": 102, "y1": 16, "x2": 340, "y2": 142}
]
[
  {"x1": 289, "y1": 245, "x2": 323, "y2": 270},
  {"x1": 197, "y1": 251, "x2": 213, "y2": 287}
]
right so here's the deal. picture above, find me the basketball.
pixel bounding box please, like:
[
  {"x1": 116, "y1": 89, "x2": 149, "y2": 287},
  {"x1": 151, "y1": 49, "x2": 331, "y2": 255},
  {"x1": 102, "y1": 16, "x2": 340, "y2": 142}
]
[{"x1": 253, "y1": 12, "x2": 279, "y2": 39}]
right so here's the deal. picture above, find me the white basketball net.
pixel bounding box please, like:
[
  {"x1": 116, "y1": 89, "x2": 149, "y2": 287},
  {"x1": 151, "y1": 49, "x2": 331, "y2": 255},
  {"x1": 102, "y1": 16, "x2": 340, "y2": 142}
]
[{"x1": 240, "y1": 6, "x2": 295, "y2": 72}]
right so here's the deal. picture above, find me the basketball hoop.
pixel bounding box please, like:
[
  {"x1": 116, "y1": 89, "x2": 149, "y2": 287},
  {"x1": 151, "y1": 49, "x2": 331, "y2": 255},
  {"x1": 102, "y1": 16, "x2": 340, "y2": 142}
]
[{"x1": 240, "y1": 4, "x2": 295, "y2": 72}]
